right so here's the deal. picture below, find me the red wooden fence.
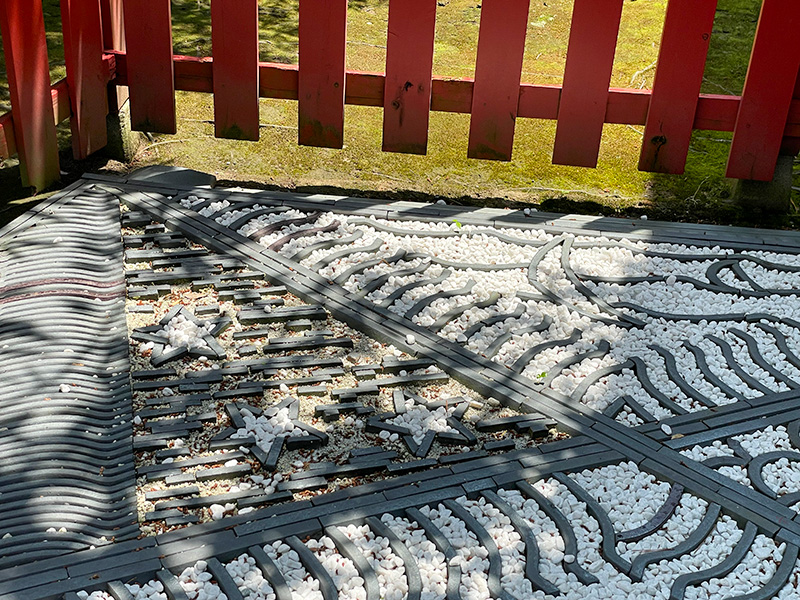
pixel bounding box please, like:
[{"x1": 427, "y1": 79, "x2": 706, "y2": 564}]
[{"x1": 1, "y1": 0, "x2": 800, "y2": 194}]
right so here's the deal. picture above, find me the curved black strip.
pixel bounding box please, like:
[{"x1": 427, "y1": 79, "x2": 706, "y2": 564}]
[
  {"x1": 428, "y1": 257, "x2": 530, "y2": 271},
  {"x1": 207, "y1": 557, "x2": 246, "y2": 600},
  {"x1": 289, "y1": 230, "x2": 364, "y2": 262},
  {"x1": 482, "y1": 490, "x2": 561, "y2": 596},
  {"x1": 332, "y1": 248, "x2": 407, "y2": 286},
  {"x1": 349, "y1": 217, "x2": 460, "y2": 238},
  {"x1": 516, "y1": 480, "x2": 599, "y2": 585},
  {"x1": 405, "y1": 507, "x2": 466, "y2": 600},
  {"x1": 777, "y1": 490, "x2": 800, "y2": 506},
  {"x1": 628, "y1": 357, "x2": 688, "y2": 416},
  {"x1": 405, "y1": 280, "x2": 476, "y2": 320},
  {"x1": 311, "y1": 238, "x2": 385, "y2": 272},
  {"x1": 649, "y1": 345, "x2": 718, "y2": 409},
  {"x1": 325, "y1": 526, "x2": 381, "y2": 600},
  {"x1": 570, "y1": 360, "x2": 633, "y2": 406},
  {"x1": 701, "y1": 455, "x2": 748, "y2": 469},
  {"x1": 747, "y1": 451, "x2": 800, "y2": 500},
  {"x1": 614, "y1": 302, "x2": 746, "y2": 323},
  {"x1": 753, "y1": 324, "x2": 800, "y2": 375},
  {"x1": 461, "y1": 304, "x2": 526, "y2": 342},
  {"x1": 628, "y1": 503, "x2": 721, "y2": 580},
  {"x1": 668, "y1": 521, "x2": 757, "y2": 600},
  {"x1": 357, "y1": 260, "x2": 430, "y2": 298},
  {"x1": 484, "y1": 315, "x2": 555, "y2": 359},
  {"x1": 378, "y1": 270, "x2": 451, "y2": 309},
  {"x1": 603, "y1": 395, "x2": 657, "y2": 423},
  {"x1": 541, "y1": 340, "x2": 610, "y2": 387},
  {"x1": 705, "y1": 259, "x2": 762, "y2": 296},
  {"x1": 217, "y1": 206, "x2": 289, "y2": 231},
  {"x1": 553, "y1": 473, "x2": 631, "y2": 575},
  {"x1": 443, "y1": 499, "x2": 515, "y2": 600},
  {"x1": 286, "y1": 535, "x2": 340, "y2": 600},
  {"x1": 575, "y1": 272, "x2": 731, "y2": 295},
  {"x1": 683, "y1": 341, "x2": 748, "y2": 403},
  {"x1": 248, "y1": 545, "x2": 293, "y2": 600},
  {"x1": 726, "y1": 543, "x2": 799, "y2": 600},
  {"x1": 729, "y1": 329, "x2": 800, "y2": 389},
  {"x1": 705, "y1": 335, "x2": 774, "y2": 396},
  {"x1": 431, "y1": 291, "x2": 501, "y2": 332},
  {"x1": 616, "y1": 484, "x2": 684, "y2": 543},
  {"x1": 270, "y1": 220, "x2": 342, "y2": 252},
  {"x1": 247, "y1": 212, "x2": 321, "y2": 241},
  {"x1": 510, "y1": 329, "x2": 582, "y2": 374},
  {"x1": 365, "y1": 516, "x2": 422, "y2": 600},
  {"x1": 726, "y1": 438, "x2": 754, "y2": 461}
]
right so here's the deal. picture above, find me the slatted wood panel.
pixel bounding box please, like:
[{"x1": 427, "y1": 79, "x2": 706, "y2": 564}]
[
  {"x1": 382, "y1": 0, "x2": 437, "y2": 155},
  {"x1": 727, "y1": 0, "x2": 800, "y2": 181},
  {"x1": 467, "y1": 0, "x2": 530, "y2": 161},
  {"x1": 638, "y1": 0, "x2": 717, "y2": 174},
  {"x1": 211, "y1": 0, "x2": 260, "y2": 141},
  {"x1": 0, "y1": 0, "x2": 60, "y2": 191},
  {"x1": 60, "y1": 0, "x2": 109, "y2": 159},
  {"x1": 298, "y1": 0, "x2": 348, "y2": 148},
  {"x1": 99, "y1": 0, "x2": 128, "y2": 110},
  {"x1": 122, "y1": 0, "x2": 176, "y2": 133},
  {"x1": 552, "y1": 0, "x2": 624, "y2": 168}
]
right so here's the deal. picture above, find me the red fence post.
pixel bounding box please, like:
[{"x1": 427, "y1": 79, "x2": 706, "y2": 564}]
[
  {"x1": 638, "y1": 0, "x2": 717, "y2": 174},
  {"x1": 381, "y1": 0, "x2": 436, "y2": 155},
  {"x1": 552, "y1": 0, "x2": 624, "y2": 168},
  {"x1": 467, "y1": 0, "x2": 530, "y2": 161},
  {"x1": 122, "y1": 0, "x2": 176, "y2": 133},
  {"x1": 60, "y1": 0, "x2": 109, "y2": 159},
  {"x1": 298, "y1": 0, "x2": 348, "y2": 148},
  {"x1": 0, "y1": 0, "x2": 60, "y2": 191},
  {"x1": 211, "y1": 0, "x2": 260, "y2": 141}
]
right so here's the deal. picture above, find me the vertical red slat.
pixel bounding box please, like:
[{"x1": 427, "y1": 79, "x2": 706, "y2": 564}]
[
  {"x1": 381, "y1": 0, "x2": 436, "y2": 155},
  {"x1": 467, "y1": 0, "x2": 530, "y2": 161},
  {"x1": 638, "y1": 0, "x2": 717, "y2": 174},
  {"x1": 211, "y1": 0, "x2": 259, "y2": 141},
  {"x1": 0, "y1": 0, "x2": 60, "y2": 191},
  {"x1": 780, "y1": 66, "x2": 800, "y2": 156},
  {"x1": 99, "y1": 0, "x2": 129, "y2": 110},
  {"x1": 122, "y1": 0, "x2": 176, "y2": 133},
  {"x1": 727, "y1": 0, "x2": 800, "y2": 181},
  {"x1": 552, "y1": 0, "x2": 624, "y2": 167},
  {"x1": 60, "y1": 0, "x2": 109, "y2": 159},
  {"x1": 298, "y1": 0, "x2": 347, "y2": 148}
]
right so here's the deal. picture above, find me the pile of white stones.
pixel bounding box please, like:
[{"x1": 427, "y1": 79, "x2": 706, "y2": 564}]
[
  {"x1": 178, "y1": 560, "x2": 228, "y2": 600},
  {"x1": 224, "y1": 554, "x2": 276, "y2": 600},
  {"x1": 387, "y1": 398, "x2": 456, "y2": 444},
  {"x1": 156, "y1": 314, "x2": 214, "y2": 352},
  {"x1": 338, "y1": 523, "x2": 408, "y2": 600},
  {"x1": 231, "y1": 407, "x2": 304, "y2": 453}
]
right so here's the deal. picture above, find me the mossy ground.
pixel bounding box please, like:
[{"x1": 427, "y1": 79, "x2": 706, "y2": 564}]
[{"x1": 1, "y1": 0, "x2": 798, "y2": 229}]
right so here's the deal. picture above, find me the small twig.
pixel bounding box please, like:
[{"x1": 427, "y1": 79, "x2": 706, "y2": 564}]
[
  {"x1": 626, "y1": 125, "x2": 644, "y2": 136},
  {"x1": 370, "y1": 171, "x2": 405, "y2": 182},
  {"x1": 141, "y1": 138, "x2": 196, "y2": 152},
  {"x1": 702, "y1": 76, "x2": 737, "y2": 96},
  {"x1": 688, "y1": 176, "x2": 710, "y2": 202},
  {"x1": 629, "y1": 60, "x2": 657, "y2": 87}
]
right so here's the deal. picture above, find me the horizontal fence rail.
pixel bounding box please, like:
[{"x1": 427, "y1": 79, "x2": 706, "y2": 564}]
[{"x1": 0, "y1": 0, "x2": 799, "y2": 194}]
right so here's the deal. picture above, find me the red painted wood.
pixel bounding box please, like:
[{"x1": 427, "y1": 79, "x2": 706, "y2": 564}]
[
  {"x1": 0, "y1": 113, "x2": 16, "y2": 159},
  {"x1": 211, "y1": 0, "x2": 259, "y2": 141},
  {"x1": 0, "y1": 0, "x2": 60, "y2": 191},
  {"x1": 122, "y1": 0, "x2": 175, "y2": 133},
  {"x1": 638, "y1": 0, "x2": 717, "y2": 174},
  {"x1": 727, "y1": 0, "x2": 800, "y2": 180},
  {"x1": 99, "y1": 0, "x2": 128, "y2": 109},
  {"x1": 781, "y1": 66, "x2": 800, "y2": 155},
  {"x1": 468, "y1": 0, "x2": 530, "y2": 160},
  {"x1": 60, "y1": 0, "x2": 109, "y2": 159},
  {"x1": 382, "y1": 0, "x2": 436, "y2": 154},
  {"x1": 552, "y1": 0, "x2": 624, "y2": 167},
  {"x1": 298, "y1": 0, "x2": 348, "y2": 148}
]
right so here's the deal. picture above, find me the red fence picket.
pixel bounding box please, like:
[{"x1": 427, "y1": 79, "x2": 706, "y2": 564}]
[{"x1": 211, "y1": 0, "x2": 260, "y2": 141}]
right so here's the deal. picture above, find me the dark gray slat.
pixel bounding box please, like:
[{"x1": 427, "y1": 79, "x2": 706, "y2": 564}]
[
  {"x1": 669, "y1": 521, "x2": 758, "y2": 600},
  {"x1": 156, "y1": 568, "x2": 192, "y2": 600},
  {"x1": 616, "y1": 484, "x2": 685, "y2": 543},
  {"x1": 729, "y1": 328, "x2": 800, "y2": 389},
  {"x1": 270, "y1": 219, "x2": 342, "y2": 252},
  {"x1": 106, "y1": 580, "x2": 135, "y2": 600},
  {"x1": 628, "y1": 357, "x2": 689, "y2": 416},
  {"x1": 701, "y1": 455, "x2": 748, "y2": 469},
  {"x1": 747, "y1": 451, "x2": 800, "y2": 500},
  {"x1": 216, "y1": 205, "x2": 289, "y2": 231},
  {"x1": 378, "y1": 269, "x2": 452, "y2": 309},
  {"x1": 683, "y1": 341, "x2": 749, "y2": 403},
  {"x1": 753, "y1": 323, "x2": 800, "y2": 373},
  {"x1": 356, "y1": 261, "x2": 430, "y2": 298},
  {"x1": 649, "y1": 345, "x2": 719, "y2": 409},
  {"x1": 603, "y1": 395, "x2": 657, "y2": 423},
  {"x1": 461, "y1": 302, "x2": 526, "y2": 341},
  {"x1": 206, "y1": 557, "x2": 246, "y2": 600},
  {"x1": 510, "y1": 329, "x2": 583, "y2": 374},
  {"x1": 613, "y1": 301, "x2": 747, "y2": 324},
  {"x1": 332, "y1": 247, "x2": 407, "y2": 285},
  {"x1": 365, "y1": 516, "x2": 422, "y2": 600},
  {"x1": 570, "y1": 360, "x2": 634, "y2": 405},
  {"x1": 442, "y1": 499, "x2": 515, "y2": 600},
  {"x1": 480, "y1": 315, "x2": 556, "y2": 360},
  {"x1": 725, "y1": 543, "x2": 799, "y2": 600},
  {"x1": 481, "y1": 490, "x2": 561, "y2": 597},
  {"x1": 290, "y1": 230, "x2": 365, "y2": 262},
  {"x1": 247, "y1": 545, "x2": 293, "y2": 600},
  {"x1": 705, "y1": 259, "x2": 763, "y2": 295},
  {"x1": 285, "y1": 536, "x2": 339, "y2": 600},
  {"x1": 515, "y1": 480, "x2": 599, "y2": 585},
  {"x1": 404, "y1": 280, "x2": 476, "y2": 320},
  {"x1": 402, "y1": 507, "x2": 465, "y2": 599},
  {"x1": 540, "y1": 339, "x2": 610, "y2": 387},
  {"x1": 628, "y1": 503, "x2": 721, "y2": 580},
  {"x1": 704, "y1": 334, "x2": 775, "y2": 396},
  {"x1": 348, "y1": 216, "x2": 460, "y2": 239},
  {"x1": 430, "y1": 291, "x2": 501, "y2": 332},
  {"x1": 324, "y1": 526, "x2": 381, "y2": 600},
  {"x1": 247, "y1": 212, "x2": 322, "y2": 242},
  {"x1": 310, "y1": 237, "x2": 385, "y2": 272}
]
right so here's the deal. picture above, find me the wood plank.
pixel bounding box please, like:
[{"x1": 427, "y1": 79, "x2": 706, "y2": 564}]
[
  {"x1": 781, "y1": 66, "x2": 800, "y2": 155},
  {"x1": 638, "y1": 0, "x2": 717, "y2": 174},
  {"x1": 212, "y1": 0, "x2": 260, "y2": 141},
  {"x1": 727, "y1": 0, "x2": 800, "y2": 181},
  {"x1": 99, "y1": 0, "x2": 129, "y2": 110},
  {"x1": 60, "y1": 0, "x2": 109, "y2": 159},
  {"x1": 468, "y1": 0, "x2": 530, "y2": 160},
  {"x1": 0, "y1": 0, "x2": 60, "y2": 191},
  {"x1": 297, "y1": 0, "x2": 348, "y2": 148},
  {"x1": 122, "y1": 0, "x2": 176, "y2": 133},
  {"x1": 552, "y1": 0, "x2": 624, "y2": 167},
  {"x1": 382, "y1": 0, "x2": 437, "y2": 154}
]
